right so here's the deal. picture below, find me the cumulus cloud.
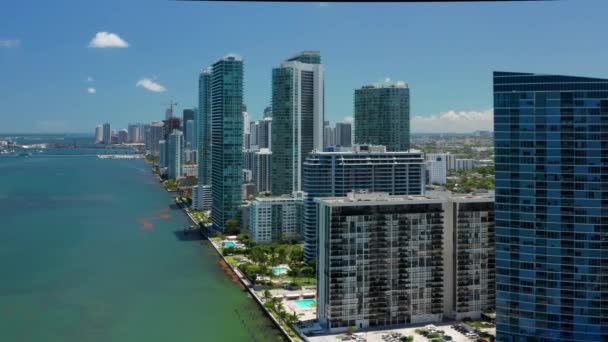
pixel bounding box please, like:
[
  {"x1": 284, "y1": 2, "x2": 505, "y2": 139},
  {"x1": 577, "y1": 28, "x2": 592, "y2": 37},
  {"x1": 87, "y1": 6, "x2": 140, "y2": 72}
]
[
  {"x1": 136, "y1": 78, "x2": 166, "y2": 93},
  {"x1": 0, "y1": 39, "x2": 20, "y2": 48},
  {"x1": 88, "y1": 32, "x2": 129, "y2": 48},
  {"x1": 411, "y1": 109, "x2": 493, "y2": 133},
  {"x1": 87, "y1": 87, "x2": 96, "y2": 94}
]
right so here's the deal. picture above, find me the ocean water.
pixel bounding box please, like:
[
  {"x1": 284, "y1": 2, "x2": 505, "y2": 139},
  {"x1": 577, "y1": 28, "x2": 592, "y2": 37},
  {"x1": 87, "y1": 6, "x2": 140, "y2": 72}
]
[{"x1": 0, "y1": 156, "x2": 284, "y2": 341}]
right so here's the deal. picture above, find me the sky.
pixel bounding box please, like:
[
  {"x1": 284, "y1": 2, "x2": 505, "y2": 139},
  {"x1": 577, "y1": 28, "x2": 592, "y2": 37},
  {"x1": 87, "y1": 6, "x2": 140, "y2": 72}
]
[{"x1": 1, "y1": 0, "x2": 608, "y2": 133}]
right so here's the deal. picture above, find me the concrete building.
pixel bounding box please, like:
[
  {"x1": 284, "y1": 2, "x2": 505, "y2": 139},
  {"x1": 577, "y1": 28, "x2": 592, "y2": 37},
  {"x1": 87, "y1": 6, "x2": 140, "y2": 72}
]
[
  {"x1": 249, "y1": 117, "x2": 272, "y2": 151},
  {"x1": 316, "y1": 190, "x2": 496, "y2": 332},
  {"x1": 192, "y1": 184, "x2": 212, "y2": 211},
  {"x1": 455, "y1": 159, "x2": 474, "y2": 171},
  {"x1": 158, "y1": 140, "x2": 167, "y2": 168},
  {"x1": 128, "y1": 123, "x2": 143, "y2": 143},
  {"x1": 316, "y1": 192, "x2": 444, "y2": 332},
  {"x1": 253, "y1": 148, "x2": 272, "y2": 194},
  {"x1": 272, "y1": 51, "x2": 324, "y2": 195},
  {"x1": 323, "y1": 121, "x2": 335, "y2": 149},
  {"x1": 354, "y1": 80, "x2": 410, "y2": 151},
  {"x1": 148, "y1": 121, "x2": 165, "y2": 156},
  {"x1": 95, "y1": 125, "x2": 103, "y2": 143},
  {"x1": 167, "y1": 130, "x2": 184, "y2": 180},
  {"x1": 197, "y1": 68, "x2": 212, "y2": 188},
  {"x1": 117, "y1": 129, "x2": 129, "y2": 144},
  {"x1": 440, "y1": 191, "x2": 495, "y2": 321},
  {"x1": 249, "y1": 193, "x2": 303, "y2": 243},
  {"x1": 102, "y1": 123, "x2": 111, "y2": 145},
  {"x1": 426, "y1": 154, "x2": 447, "y2": 185},
  {"x1": 335, "y1": 121, "x2": 352, "y2": 147},
  {"x1": 302, "y1": 145, "x2": 426, "y2": 261}
]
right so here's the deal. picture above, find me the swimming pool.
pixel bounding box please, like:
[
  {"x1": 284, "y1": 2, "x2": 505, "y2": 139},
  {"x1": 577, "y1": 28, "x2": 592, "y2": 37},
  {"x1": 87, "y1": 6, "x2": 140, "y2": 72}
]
[
  {"x1": 294, "y1": 299, "x2": 316, "y2": 309},
  {"x1": 223, "y1": 241, "x2": 236, "y2": 248},
  {"x1": 271, "y1": 267, "x2": 289, "y2": 275}
]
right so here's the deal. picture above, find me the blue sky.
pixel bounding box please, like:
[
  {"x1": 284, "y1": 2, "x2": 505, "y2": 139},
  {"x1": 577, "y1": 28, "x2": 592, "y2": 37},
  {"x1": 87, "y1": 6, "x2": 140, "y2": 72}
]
[{"x1": 1, "y1": 0, "x2": 607, "y2": 133}]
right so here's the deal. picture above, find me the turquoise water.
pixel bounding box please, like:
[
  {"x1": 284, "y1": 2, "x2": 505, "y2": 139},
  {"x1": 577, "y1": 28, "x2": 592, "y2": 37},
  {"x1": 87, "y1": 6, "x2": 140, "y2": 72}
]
[
  {"x1": 271, "y1": 267, "x2": 289, "y2": 275},
  {"x1": 223, "y1": 241, "x2": 236, "y2": 248},
  {"x1": 294, "y1": 299, "x2": 316, "y2": 309},
  {"x1": 0, "y1": 156, "x2": 284, "y2": 341}
]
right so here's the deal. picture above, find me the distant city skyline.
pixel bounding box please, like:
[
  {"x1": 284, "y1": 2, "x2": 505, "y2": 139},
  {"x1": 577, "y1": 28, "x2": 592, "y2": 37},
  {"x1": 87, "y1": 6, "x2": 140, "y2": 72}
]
[{"x1": 2, "y1": 0, "x2": 608, "y2": 133}]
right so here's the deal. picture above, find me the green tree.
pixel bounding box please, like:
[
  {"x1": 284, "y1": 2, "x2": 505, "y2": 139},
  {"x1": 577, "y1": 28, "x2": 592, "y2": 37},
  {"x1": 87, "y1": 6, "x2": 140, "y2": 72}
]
[
  {"x1": 346, "y1": 326, "x2": 356, "y2": 335},
  {"x1": 224, "y1": 219, "x2": 241, "y2": 234},
  {"x1": 300, "y1": 266, "x2": 315, "y2": 278},
  {"x1": 263, "y1": 289, "x2": 272, "y2": 301}
]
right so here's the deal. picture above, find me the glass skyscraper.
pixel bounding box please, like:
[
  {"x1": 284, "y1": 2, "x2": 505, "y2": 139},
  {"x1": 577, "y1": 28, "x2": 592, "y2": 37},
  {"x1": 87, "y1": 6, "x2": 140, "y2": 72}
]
[
  {"x1": 271, "y1": 51, "x2": 324, "y2": 195},
  {"x1": 167, "y1": 129, "x2": 183, "y2": 180},
  {"x1": 354, "y1": 81, "x2": 410, "y2": 151},
  {"x1": 210, "y1": 55, "x2": 244, "y2": 230},
  {"x1": 197, "y1": 68, "x2": 212, "y2": 186},
  {"x1": 494, "y1": 71, "x2": 608, "y2": 341}
]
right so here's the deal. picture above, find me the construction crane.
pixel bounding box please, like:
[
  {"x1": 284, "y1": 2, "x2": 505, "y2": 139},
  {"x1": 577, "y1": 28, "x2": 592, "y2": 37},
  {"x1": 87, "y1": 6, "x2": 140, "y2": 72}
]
[{"x1": 163, "y1": 100, "x2": 178, "y2": 120}]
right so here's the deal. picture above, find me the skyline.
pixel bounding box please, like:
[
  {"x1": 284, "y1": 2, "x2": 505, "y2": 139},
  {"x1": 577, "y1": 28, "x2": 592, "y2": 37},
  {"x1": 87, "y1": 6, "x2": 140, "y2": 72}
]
[{"x1": 2, "y1": 0, "x2": 608, "y2": 133}]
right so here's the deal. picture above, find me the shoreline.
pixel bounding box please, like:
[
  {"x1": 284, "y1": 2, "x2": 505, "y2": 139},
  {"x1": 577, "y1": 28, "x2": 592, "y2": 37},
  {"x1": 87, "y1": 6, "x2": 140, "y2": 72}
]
[{"x1": 166, "y1": 177, "x2": 300, "y2": 342}]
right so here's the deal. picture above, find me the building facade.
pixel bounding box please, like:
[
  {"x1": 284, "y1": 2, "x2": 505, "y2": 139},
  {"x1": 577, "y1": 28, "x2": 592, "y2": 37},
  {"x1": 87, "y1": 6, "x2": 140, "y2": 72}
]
[
  {"x1": 335, "y1": 121, "x2": 352, "y2": 147},
  {"x1": 354, "y1": 81, "x2": 410, "y2": 151},
  {"x1": 210, "y1": 55, "x2": 244, "y2": 230},
  {"x1": 167, "y1": 130, "x2": 183, "y2": 180},
  {"x1": 494, "y1": 71, "x2": 608, "y2": 341},
  {"x1": 249, "y1": 194, "x2": 303, "y2": 243},
  {"x1": 302, "y1": 145, "x2": 426, "y2": 261},
  {"x1": 95, "y1": 125, "x2": 103, "y2": 143},
  {"x1": 102, "y1": 123, "x2": 111, "y2": 145},
  {"x1": 426, "y1": 154, "x2": 448, "y2": 185},
  {"x1": 198, "y1": 68, "x2": 212, "y2": 187},
  {"x1": 253, "y1": 148, "x2": 272, "y2": 194},
  {"x1": 272, "y1": 51, "x2": 324, "y2": 195},
  {"x1": 440, "y1": 191, "x2": 496, "y2": 321},
  {"x1": 316, "y1": 192, "x2": 444, "y2": 332}
]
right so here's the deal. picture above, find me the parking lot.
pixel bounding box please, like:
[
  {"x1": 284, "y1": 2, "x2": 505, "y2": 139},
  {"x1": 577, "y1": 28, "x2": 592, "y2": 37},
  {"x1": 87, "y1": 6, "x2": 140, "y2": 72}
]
[{"x1": 307, "y1": 322, "x2": 494, "y2": 342}]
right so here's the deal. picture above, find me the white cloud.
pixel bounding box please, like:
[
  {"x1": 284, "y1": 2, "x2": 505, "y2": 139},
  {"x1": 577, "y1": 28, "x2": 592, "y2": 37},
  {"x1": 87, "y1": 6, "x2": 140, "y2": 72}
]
[
  {"x1": 136, "y1": 78, "x2": 166, "y2": 93},
  {"x1": 342, "y1": 116, "x2": 354, "y2": 124},
  {"x1": 87, "y1": 87, "x2": 96, "y2": 94},
  {"x1": 411, "y1": 109, "x2": 493, "y2": 133},
  {"x1": 88, "y1": 32, "x2": 129, "y2": 48},
  {"x1": 0, "y1": 39, "x2": 20, "y2": 48}
]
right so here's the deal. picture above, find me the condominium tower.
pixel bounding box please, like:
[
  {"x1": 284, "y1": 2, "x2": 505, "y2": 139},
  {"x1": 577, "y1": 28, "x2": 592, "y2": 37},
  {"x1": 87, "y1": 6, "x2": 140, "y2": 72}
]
[
  {"x1": 210, "y1": 55, "x2": 244, "y2": 229},
  {"x1": 271, "y1": 51, "x2": 324, "y2": 195},
  {"x1": 167, "y1": 130, "x2": 183, "y2": 180},
  {"x1": 302, "y1": 145, "x2": 426, "y2": 261},
  {"x1": 354, "y1": 81, "x2": 410, "y2": 151},
  {"x1": 494, "y1": 71, "x2": 608, "y2": 341}
]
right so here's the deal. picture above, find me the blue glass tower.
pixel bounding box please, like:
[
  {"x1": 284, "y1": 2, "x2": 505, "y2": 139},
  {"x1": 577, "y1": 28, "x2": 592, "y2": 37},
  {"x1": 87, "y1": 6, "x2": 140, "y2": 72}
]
[{"x1": 494, "y1": 71, "x2": 608, "y2": 341}]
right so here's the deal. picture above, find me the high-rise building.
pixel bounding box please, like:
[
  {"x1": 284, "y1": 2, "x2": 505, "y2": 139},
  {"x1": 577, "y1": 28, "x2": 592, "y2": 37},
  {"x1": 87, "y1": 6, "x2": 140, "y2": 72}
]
[
  {"x1": 198, "y1": 68, "x2": 212, "y2": 187},
  {"x1": 263, "y1": 105, "x2": 272, "y2": 118},
  {"x1": 95, "y1": 125, "x2": 103, "y2": 143},
  {"x1": 167, "y1": 130, "x2": 184, "y2": 180},
  {"x1": 158, "y1": 140, "x2": 167, "y2": 168},
  {"x1": 185, "y1": 119, "x2": 194, "y2": 149},
  {"x1": 317, "y1": 192, "x2": 444, "y2": 332},
  {"x1": 102, "y1": 123, "x2": 111, "y2": 145},
  {"x1": 253, "y1": 148, "x2": 272, "y2": 194},
  {"x1": 335, "y1": 121, "x2": 352, "y2": 147},
  {"x1": 149, "y1": 121, "x2": 165, "y2": 156},
  {"x1": 494, "y1": 71, "x2": 608, "y2": 342},
  {"x1": 316, "y1": 190, "x2": 496, "y2": 331},
  {"x1": 243, "y1": 110, "x2": 250, "y2": 150},
  {"x1": 128, "y1": 123, "x2": 143, "y2": 143},
  {"x1": 182, "y1": 109, "x2": 194, "y2": 141},
  {"x1": 323, "y1": 120, "x2": 335, "y2": 149},
  {"x1": 438, "y1": 191, "x2": 496, "y2": 321},
  {"x1": 302, "y1": 145, "x2": 426, "y2": 260},
  {"x1": 426, "y1": 154, "x2": 447, "y2": 185},
  {"x1": 210, "y1": 54, "x2": 244, "y2": 230},
  {"x1": 249, "y1": 194, "x2": 303, "y2": 244},
  {"x1": 250, "y1": 117, "x2": 272, "y2": 151},
  {"x1": 455, "y1": 159, "x2": 474, "y2": 170},
  {"x1": 354, "y1": 81, "x2": 410, "y2": 151},
  {"x1": 271, "y1": 51, "x2": 324, "y2": 195},
  {"x1": 117, "y1": 129, "x2": 129, "y2": 144}
]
